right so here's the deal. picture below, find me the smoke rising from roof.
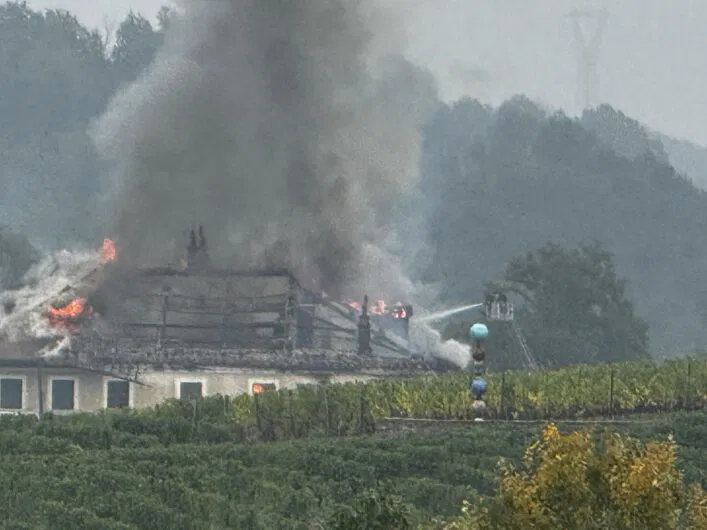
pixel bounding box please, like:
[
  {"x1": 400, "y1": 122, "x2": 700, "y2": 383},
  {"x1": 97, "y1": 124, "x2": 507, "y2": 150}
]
[{"x1": 90, "y1": 0, "x2": 432, "y2": 298}]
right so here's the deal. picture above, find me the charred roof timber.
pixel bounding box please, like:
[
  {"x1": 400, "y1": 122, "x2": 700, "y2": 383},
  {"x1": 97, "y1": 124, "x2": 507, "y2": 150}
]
[{"x1": 71, "y1": 265, "x2": 417, "y2": 362}]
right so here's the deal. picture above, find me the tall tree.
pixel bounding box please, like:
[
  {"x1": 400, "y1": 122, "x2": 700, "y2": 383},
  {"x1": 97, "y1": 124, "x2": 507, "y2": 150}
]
[
  {"x1": 110, "y1": 11, "x2": 163, "y2": 83},
  {"x1": 494, "y1": 241, "x2": 649, "y2": 367}
]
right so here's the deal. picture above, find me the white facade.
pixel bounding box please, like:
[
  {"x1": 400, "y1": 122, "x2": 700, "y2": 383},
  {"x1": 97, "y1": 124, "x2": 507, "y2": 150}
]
[{"x1": 0, "y1": 366, "x2": 378, "y2": 414}]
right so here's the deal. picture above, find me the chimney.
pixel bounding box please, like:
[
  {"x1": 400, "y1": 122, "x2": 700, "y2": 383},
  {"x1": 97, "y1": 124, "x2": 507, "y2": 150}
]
[
  {"x1": 187, "y1": 228, "x2": 198, "y2": 266},
  {"x1": 186, "y1": 225, "x2": 211, "y2": 271},
  {"x1": 357, "y1": 294, "x2": 371, "y2": 355}
]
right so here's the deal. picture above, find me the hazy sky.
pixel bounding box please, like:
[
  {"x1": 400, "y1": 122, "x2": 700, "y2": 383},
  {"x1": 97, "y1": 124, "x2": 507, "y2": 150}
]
[{"x1": 26, "y1": 0, "x2": 707, "y2": 145}]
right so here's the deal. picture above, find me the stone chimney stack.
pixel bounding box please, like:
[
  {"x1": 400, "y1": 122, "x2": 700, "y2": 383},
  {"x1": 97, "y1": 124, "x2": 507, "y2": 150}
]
[{"x1": 357, "y1": 294, "x2": 371, "y2": 355}]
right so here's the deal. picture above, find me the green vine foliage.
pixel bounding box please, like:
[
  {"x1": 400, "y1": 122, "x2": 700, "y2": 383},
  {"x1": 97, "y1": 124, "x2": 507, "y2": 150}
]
[
  {"x1": 0, "y1": 411, "x2": 703, "y2": 528},
  {"x1": 131, "y1": 356, "x2": 707, "y2": 444}
]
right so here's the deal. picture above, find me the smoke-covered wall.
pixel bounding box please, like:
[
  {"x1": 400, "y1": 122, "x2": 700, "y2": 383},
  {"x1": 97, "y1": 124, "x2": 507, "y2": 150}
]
[{"x1": 91, "y1": 0, "x2": 437, "y2": 299}]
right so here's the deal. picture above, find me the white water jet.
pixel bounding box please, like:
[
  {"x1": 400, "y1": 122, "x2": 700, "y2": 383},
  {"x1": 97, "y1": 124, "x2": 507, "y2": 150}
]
[{"x1": 415, "y1": 303, "x2": 483, "y2": 323}]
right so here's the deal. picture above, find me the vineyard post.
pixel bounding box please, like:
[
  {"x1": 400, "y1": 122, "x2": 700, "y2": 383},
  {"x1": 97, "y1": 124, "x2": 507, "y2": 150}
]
[
  {"x1": 323, "y1": 386, "x2": 330, "y2": 437},
  {"x1": 254, "y1": 393, "x2": 262, "y2": 436},
  {"x1": 686, "y1": 358, "x2": 692, "y2": 409},
  {"x1": 358, "y1": 391, "x2": 365, "y2": 434},
  {"x1": 544, "y1": 372, "x2": 549, "y2": 419},
  {"x1": 500, "y1": 372, "x2": 506, "y2": 420},
  {"x1": 288, "y1": 390, "x2": 296, "y2": 437},
  {"x1": 609, "y1": 366, "x2": 615, "y2": 418}
]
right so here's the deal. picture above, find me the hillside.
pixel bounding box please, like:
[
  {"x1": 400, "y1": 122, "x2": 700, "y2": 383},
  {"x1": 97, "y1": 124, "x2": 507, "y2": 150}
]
[
  {"x1": 652, "y1": 131, "x2": 707, "y2": 189},
  {"x1": 420, "y1": 97, "x2": 707, "y2": 355}
]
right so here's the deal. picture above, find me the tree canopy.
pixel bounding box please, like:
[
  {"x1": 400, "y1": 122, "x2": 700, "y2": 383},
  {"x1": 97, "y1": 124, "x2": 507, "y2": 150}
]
[
  {"x1": 440, "y1": 423, "x2": 707, "y2": 530},
  {"x1": 0, "y1": 2, "x2": 164, "y2": 246},
  {"x1": 443, "y1": 241, "x2": 650, "y2": 369}
]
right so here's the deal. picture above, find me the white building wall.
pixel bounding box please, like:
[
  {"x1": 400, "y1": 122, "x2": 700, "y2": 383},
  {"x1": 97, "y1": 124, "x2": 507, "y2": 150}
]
[{"x1": 0, "y1": 365, "x2": 380, "y2": 414}]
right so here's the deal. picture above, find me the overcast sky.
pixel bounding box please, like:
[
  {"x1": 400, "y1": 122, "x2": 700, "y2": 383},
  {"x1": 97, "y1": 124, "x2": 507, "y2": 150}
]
[{"x1": 26, "y1": 0, "x2": 707, "y2": 146}]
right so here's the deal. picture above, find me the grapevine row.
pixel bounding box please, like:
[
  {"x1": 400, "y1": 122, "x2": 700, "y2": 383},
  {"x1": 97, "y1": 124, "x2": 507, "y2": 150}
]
[{"x1": 143, "y1": 356, "x2": 707, "y2": 439}]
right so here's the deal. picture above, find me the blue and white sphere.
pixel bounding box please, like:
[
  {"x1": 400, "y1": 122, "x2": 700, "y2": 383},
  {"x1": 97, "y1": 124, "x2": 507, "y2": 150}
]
[
  {"x1": 469, "y1": 322, "x2": 489, "y2": 340},
  {"x1": 471, "y1": 377, "x2": 487, "y2": 397}
]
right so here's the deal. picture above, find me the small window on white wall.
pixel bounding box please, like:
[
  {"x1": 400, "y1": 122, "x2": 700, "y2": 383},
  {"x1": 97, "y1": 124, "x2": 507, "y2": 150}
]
[
  {"x1": 248, "y1": 378, "x2": 279, "y2": 395},
  {"x1": 50, "y1": 378, "x2": 77, "y2": 411},
  {"x1": 105, "y1": 379, "x2": 131, "y2": 409},
  {"x1": 0, "y1": 377, "x2": 24, "y2": 410},
  {"x1": 177, "y1": 380, "x2": 205, "y2": 400}
]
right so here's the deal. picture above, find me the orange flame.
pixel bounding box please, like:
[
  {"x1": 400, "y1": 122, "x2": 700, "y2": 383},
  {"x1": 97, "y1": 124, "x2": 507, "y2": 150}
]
[
  {"x1": 99, "y1": 238, "x2": 116, "y2": 263},
  {"x1": 47, "y1": 238, "x2": 114, "y2": 331},
  {"x1": 344, "y1": 298, "x2": 408, "y2": 318},
  {"x1": 48, "y1": 297, "x2": 87, "y2": 319}
]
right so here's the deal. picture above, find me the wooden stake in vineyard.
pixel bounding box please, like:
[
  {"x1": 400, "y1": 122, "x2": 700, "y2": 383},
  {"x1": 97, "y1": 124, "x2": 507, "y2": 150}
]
[{"x1": 470, "y1": 322, "x2": 489, "y2": 421}]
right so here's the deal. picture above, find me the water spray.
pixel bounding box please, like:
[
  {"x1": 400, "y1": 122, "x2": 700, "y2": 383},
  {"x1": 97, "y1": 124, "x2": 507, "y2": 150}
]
[{"x1": 415, "y1": 303, "x2": 484, "y2": 323}]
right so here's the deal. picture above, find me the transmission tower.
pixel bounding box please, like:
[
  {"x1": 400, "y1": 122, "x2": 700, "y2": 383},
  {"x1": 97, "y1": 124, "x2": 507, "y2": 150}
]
[{"x1": 569, "y1": 5, "x2": 608, "y2": 111}]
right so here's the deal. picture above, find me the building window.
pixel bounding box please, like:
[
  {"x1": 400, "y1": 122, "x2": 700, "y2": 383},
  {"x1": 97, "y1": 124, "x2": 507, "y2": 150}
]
[
  {"x1": 178, "y1": 381, "x2": 204, "y2": 400},
  {"x1": 51, "y1": 379, "x2": 76, "y2": 411},
  {"x1": 105, "y1": 380, "x2": 130, "y2": 409},
  {"x1": 248, "y1": 379, "x2": 279, "y2": 395},
  {"x1": 0, "y1": 377, "x2": 23, "y2": 410},
  {"x1": 252, "y1": 382, "x2": 277, "y2": 395}
]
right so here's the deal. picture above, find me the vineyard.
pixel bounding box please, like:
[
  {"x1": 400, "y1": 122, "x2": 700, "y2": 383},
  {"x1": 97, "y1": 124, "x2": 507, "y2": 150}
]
[
  {"x1": 0, "y1": 409, "x2": 704, "y2": 528},
  {"x1": 173, "y1": 356, "x2": 707, "y2": 442},
  {"x1": 0, "y1": 357, "x2": 705, "y2": 528}
]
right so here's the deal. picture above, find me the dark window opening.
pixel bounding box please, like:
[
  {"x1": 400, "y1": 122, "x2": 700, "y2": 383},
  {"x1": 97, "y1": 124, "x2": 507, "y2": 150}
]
[
  {"x1": 0, "y1": 378, "x2": 23, "y2": 409},
  {"x1": 179, "y1": 381, "x2": 203, "y2": 400},
  {"x1": 106, "y1": 380, "x2": 130, "y2": 408},
  {"x1": 51, "y1": 379, "x2": 75, "y2": 410}
]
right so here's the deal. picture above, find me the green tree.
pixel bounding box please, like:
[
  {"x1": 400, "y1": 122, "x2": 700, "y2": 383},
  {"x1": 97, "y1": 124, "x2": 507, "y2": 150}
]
[
  {"x1": 497, "y1": 241, "x2": 649, "y2": 367},
  {"x1": 111, "y1": 11, "x2": 163, "y2": 83},
  {"x1": 444, "y1": 241, "x2": 649, "y2": 369},
  {"x1": 581, "y1": 104, "x2": 668, "y2": 162}
]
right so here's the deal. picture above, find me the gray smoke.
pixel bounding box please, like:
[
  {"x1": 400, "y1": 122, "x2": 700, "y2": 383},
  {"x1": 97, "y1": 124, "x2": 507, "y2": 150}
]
[{"x1": 90, "y1": 0, "x2": 432, "y2": 298}]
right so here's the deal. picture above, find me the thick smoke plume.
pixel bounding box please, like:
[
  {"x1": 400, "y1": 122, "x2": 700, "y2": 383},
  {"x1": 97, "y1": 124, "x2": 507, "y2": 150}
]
[
  {"x1": 91, "y1": 0, "x2": 425, "y2": 299},
  {"x1": 88, "y1": 0, "x2": 469, "y2": 367}
]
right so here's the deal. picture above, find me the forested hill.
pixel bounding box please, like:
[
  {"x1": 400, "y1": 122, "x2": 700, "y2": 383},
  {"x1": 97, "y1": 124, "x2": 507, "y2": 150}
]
[
  {"x1": 652, "y1": 132, "x2": 707, "y2": 189},
  {"x1": 1, "y1": 3, "x2": 707, "y2": 355},
  {"x1": 420, "y1": 96, "x2": 707, "y2": 355},
  {"x1": 0, "y1": 3, "x2": 165, "y2": 246}
]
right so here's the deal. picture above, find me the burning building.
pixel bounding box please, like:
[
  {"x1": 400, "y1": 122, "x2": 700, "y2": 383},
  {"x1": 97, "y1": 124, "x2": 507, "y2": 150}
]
[{"x1": 0, "y1": 231, "x2": 450, "y2": 415}]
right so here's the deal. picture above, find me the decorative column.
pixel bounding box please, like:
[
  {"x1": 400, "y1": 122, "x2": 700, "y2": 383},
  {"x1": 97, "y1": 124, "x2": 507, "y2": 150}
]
[{"x1": 469, "y1": 322, "x2": 489, "y2": 421}]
